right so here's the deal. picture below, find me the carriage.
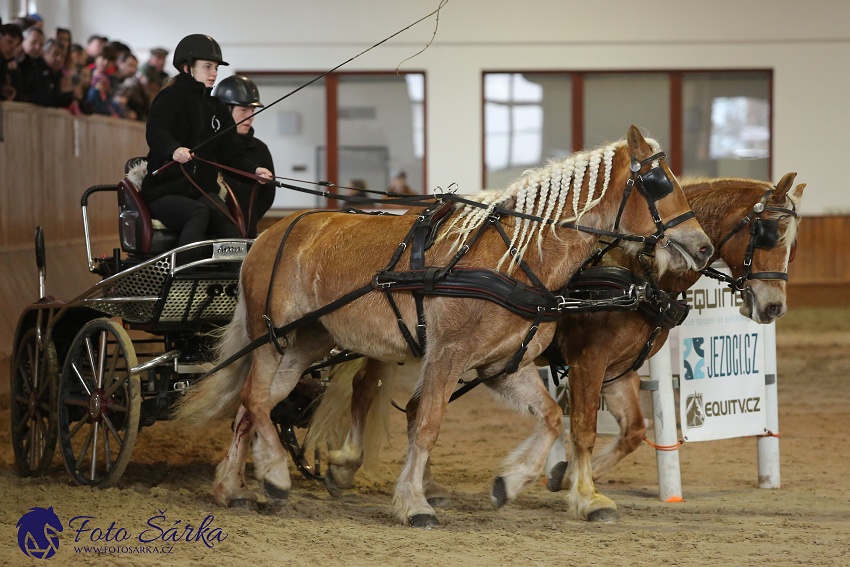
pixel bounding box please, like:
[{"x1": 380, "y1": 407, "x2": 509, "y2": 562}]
[{"x1": 9, "y1": 159, "x2": 324, "y2": 488}]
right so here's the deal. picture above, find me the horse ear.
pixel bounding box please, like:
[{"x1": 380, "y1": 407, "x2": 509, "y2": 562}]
[
  {"x1": 626, "y1": 125, "x2": 651, "y2": 159},
  {"x1": 773, "y1": 171, "x2": 797, "y2": 199},
  {"x1": 790, "y1": 183, "x2": 806, "y2": 206}
]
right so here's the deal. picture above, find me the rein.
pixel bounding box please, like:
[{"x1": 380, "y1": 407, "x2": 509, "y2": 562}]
[{"x1": 190, "y1": 149, "x2": 691, "y2": 393}]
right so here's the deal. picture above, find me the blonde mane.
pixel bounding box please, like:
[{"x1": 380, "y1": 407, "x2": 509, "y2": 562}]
[{"x1": 441, "y1": 138, "x2": 659, "y2": 270}]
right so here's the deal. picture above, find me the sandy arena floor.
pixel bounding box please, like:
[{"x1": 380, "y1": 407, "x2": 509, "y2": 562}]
[{"x1": 1, "y1": 307, "x2": 849, "y2": 566}]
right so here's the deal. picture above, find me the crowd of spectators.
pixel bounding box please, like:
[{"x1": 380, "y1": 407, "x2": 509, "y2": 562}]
[{"x1": 0, "y1": 12, "x2": 170, "y2": 121}]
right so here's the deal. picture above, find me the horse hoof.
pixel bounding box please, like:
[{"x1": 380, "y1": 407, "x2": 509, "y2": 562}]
[
  {"x1": 587, "y1": 508, "x2": 619, "y2": 523},
  {"x1": 228, "y1": 498, "x2": 258, "y2": 510},
  {"x1": 408, "y1": 514, "x2": 440, "y2": 529},
  {"x1": 547, "y1": 460, "x2": 569, "y2": 493},
  {"x1": 263, "y1": 480, "x2": 290, "y2": 506},
  {"x1": 491, "y1": 476, "x2": 508, "y2": 509},
  {"x1": 426, "y1": 496, "x2": 452, "y2": 508},
  {"x1": 324, "y1": 470, "x2": 344, "y2": 498}
]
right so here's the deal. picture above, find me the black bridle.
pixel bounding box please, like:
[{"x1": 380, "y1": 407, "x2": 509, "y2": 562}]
[{"x1": 703, "y1": 188, "x2": 798, "y2": 291}]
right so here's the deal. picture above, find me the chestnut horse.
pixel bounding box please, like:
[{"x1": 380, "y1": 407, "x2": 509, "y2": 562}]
[
  {"x1": 310, "y1": 172, "x2": 804, "y2": 522},
  {"x1": 544, "y1": 171, "x2": 805, "y2": 520},
  {"x1": 174, "y1": 126, "x2": 713, "y2": 526}
]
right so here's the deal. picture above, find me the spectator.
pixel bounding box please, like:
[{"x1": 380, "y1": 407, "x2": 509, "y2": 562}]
[
  {"x1": 0, "y1": 23, "x2": 23, "y2": 100},
  {"x1": 69, "y1": 43, "x2": 86, "y2": 68},
  {"x1": 84, "y1": 34, "x2": 107, "y2": 65},
  {"x1": 115, "y1": 63, "x2": 152, "y2": 120},
  {"x1": 388, "y1": 170, "x2": 416, "y2": 196},
  {"x1": 55, "y1": 27, "x2": 73, "y2": 68},
  {"x1": 213, "y1": 74, "x2": 276, "y2": 236},
  {"x1": 141, "y1": 34, "x2": 272, "y2": 260},
  {"x1": 112, "y1": 50, "x2": 138, "y2": 87},
  {"x1": 21, "y1": 25, "x2": 45, "y2": 60},
  {"x1": 67, "y1": 63, "x2": 94, "y2": 115},
  {"x1": 24, "y1": 38, "x2": 74, "y2": 108},
  {"x1": 85, "y1": 43, "x2": 119, "y2": 115},
  {"x1": 16, "y1": 26, "x2": 45, "y2": 93},
  {"x1": 141, "y1": 47, "x2": 169, "y2": 98},
  {"x1": 349, "y1": 179, "x2": 368, "y2": 198}
]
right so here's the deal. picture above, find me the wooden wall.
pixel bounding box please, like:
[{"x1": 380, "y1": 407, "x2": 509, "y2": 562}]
[
  {"x1": 787, "y1": 216, "x2": 850, "y2": 307},
  {"x1": 0, "y1": 101, "x2": 848, "y2": 365},
  {"x1": 1, "y1": 102, "x2": 147, "y2": 363}
]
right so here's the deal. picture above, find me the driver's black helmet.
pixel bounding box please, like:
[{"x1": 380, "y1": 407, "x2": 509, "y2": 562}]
[
  {"x1": 213, "y1": 75, "x2": 263, "y2": 107},
  {"x1": 172, "y1": 34, "x2": 229, "y2": 71}
]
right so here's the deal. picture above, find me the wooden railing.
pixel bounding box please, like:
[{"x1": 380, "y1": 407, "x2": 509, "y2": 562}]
[{"x1": 0, "y1": 101, "x2": 147, "y2": 360}]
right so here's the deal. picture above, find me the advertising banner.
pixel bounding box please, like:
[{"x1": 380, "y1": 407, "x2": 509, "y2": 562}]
[{"x1": 678, "y1": 267, "x2": 770, "y2": 442}]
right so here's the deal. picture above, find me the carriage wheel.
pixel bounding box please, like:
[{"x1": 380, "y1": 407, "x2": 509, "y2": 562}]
[
  {"x1": 10, "y1": 328, "x2": 59, "y2": 476},
  {"x1": 57, "y1": 319, "x2": 141, "y2": 487}
]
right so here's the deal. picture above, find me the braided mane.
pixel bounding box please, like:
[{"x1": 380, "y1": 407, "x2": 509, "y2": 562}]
[{"x1": 441, "y1": 138, "x2": 659, "y2": 270}]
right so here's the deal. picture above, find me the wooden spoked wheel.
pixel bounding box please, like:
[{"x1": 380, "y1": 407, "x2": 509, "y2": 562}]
[
  {"x1": 10, "y1": 327, "x2": 59, "y2": 476},
  {"x1": 57, "y1": 318, "x2": 141, "y2": 487}
]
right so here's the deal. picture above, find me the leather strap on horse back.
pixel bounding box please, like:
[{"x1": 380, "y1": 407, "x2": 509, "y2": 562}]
[
  {"x1": 376, "y1": 267, "x2": 562, "y2": 321},
  {"x1": 409, "y1": 200, "x2": 456, "y2": 270}
]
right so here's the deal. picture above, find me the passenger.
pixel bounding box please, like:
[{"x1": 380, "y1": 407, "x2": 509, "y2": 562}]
[
  {"x1": 141, "y1": 34, "x2": 272, "y2": 260},
  {"x1": 213, "y1": 74, "x2": 276, "y2": 237}
]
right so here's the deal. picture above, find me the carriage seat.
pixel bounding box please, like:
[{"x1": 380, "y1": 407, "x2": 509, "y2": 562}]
[
  {"x1": 119, "y1": 157, "x2": 245, "y2": 257},
  {"x1": 119, "y1": 157, "x2": 179, "y2": 256}
]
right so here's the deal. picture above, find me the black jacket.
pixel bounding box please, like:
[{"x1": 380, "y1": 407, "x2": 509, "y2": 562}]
[
  {"x1": 23, "y1": 57, "x2": 74, "y2": 108},
  {"x1": 141, "y1": 73, "x2": 257, "y2": 203},
  {"x1": 224, "y1": 127, "x2": 275, "y2": 236}
]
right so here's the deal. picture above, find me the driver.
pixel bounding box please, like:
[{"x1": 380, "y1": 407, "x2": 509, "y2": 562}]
[{"x1": 141, "y1": 34, "x2": 272, "y2": 260}]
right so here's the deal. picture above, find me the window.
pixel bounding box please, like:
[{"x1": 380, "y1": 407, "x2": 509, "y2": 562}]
[
  {"x1": 243, "y1": 71, "x2": 426, "y2": 209},
  {"x1": 483, "y1": 70, "x2": 771, "y2": 187}
]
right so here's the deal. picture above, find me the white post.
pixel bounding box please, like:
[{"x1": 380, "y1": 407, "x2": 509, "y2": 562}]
[
  {"x1": 757, "y1": 322, "x2": 781, "y2": 488},
  {"x1": 648, "y1": 341, "x2": 684, "y2": 502}
]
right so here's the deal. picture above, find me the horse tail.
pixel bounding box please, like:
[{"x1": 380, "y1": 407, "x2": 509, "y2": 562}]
[
  {"x1": 305, "y1": 359, "x2": 398, "y2": 468},
  {"x1": 172, "y1": 290, "x2": 252, "y2": 426},
  {"x1": 361, "y1": 361, "x2": 397, "y2": 468},
  {"x1": 304, "y1": 359, "x2": 366, "y2": 454}
]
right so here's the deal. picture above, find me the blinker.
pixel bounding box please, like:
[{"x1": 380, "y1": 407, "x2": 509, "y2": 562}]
[
  {"x1": 637, "y1": 166, "x2": 674, "y2": 201},
  {"x1": 753, "y1": 219, "x2": 779, "y2": 249}
]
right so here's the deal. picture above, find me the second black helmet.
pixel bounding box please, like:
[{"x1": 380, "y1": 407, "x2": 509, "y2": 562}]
[{"x1": 213, "y1": 75, "x2": 263, "y2": 107}]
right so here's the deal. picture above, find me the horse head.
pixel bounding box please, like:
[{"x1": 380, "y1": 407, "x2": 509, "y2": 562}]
[
  {"x1": 612, "y1": 126, "x2": 714, "y2": 274},
  {"x1": 714, "y1": 172, "x2": 805, "y2": 323}
]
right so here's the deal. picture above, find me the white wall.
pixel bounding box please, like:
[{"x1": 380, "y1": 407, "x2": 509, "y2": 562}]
[{"x1": 30, "y1": 0, "x2": 850, "y2": 215}]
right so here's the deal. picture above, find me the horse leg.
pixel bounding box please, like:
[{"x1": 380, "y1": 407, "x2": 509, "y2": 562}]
[
  {"x1": 250, "y1": 327, "x2": 334, "y2": 506},
  {"x1": 213, "y1": 403, "x2": 259, "y2": 507},
  {"x1": 555, "y1": 360, "x2": 619, "y2": 522},
  {"x1": 484, "y1": 364, "x2": 563, "y2": 509},
  {"x1": 591, "y1": 370, "x2": 645, "y2": 479},
  {"x1": 404, "y1": 391, "x2": 452, "y2": 507},
  {"x1": 325, "y1": 359, "x2": 390, "y2": 496},
  {"x1": 393, "y1": 353, "x2": 466, "y2": 527}
]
